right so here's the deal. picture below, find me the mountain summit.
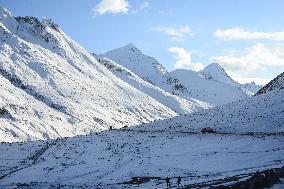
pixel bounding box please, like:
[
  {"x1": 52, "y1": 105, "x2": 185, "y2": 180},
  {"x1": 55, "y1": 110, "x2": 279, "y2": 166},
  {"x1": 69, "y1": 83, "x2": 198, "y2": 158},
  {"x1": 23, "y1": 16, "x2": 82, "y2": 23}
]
[
  {"x1": 199, "y1": 63, "x2": 238, "y2": 86},
  {"x1": 102, "y1": 45, "x2": 257, "y2": 105},
  {"x1": 101, "y1": 44, "x2": 190, "y2": 96},
  {"x1": 124, "y1": 43, "x2": 141, "y2": 52},
  {"x1": 102, "y1": 43, "x2": 168, "y2": 78}
]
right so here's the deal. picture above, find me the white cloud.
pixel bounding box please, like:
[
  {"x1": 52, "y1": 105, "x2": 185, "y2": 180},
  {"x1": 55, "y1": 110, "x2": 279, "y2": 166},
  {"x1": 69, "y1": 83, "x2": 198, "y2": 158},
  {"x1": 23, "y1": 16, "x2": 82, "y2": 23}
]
[
  {"x1": 94, "y1": 0, "x2": 129, "y2": 15},
  {"x1": 210, "y1": 43, "x2": 284, "y2": 72},
  {"x1": 169, "y1": 47, "x2": 204, "y2": 71},
  {"x1": 131, "y1": 1, "x2": 149, "y2": 14},
  {"x1": 214, "y1": 28, "x2": 284, "y2": 41},
  {"x1": 153, "y1": 26, "x2": 194, "y2": 42}
]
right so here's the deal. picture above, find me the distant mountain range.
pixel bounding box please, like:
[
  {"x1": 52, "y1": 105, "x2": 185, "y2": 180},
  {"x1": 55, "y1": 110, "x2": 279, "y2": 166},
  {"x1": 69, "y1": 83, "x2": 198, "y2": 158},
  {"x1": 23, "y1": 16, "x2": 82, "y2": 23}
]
[
  {"x1": 100, "y1": 44, "x2": 261, "y2": 105},
  {"x1": 0, "y1": 7, "x2": 273, "y2": 142},
  {"x1": 0, "y1": 7, "x2": 283, "y2": 188}
]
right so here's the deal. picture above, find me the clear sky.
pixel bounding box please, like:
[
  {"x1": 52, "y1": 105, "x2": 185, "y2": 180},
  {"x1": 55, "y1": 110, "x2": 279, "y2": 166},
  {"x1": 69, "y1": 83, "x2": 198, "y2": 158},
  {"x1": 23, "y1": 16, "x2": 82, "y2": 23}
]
[{"x1": 1, "y1": 0, "x2": 284, "y2": 85}]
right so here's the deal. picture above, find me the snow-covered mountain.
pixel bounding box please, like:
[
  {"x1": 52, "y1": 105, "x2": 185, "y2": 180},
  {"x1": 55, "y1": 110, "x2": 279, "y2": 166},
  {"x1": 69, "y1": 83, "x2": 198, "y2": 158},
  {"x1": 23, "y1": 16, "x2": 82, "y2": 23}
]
[
  {"x1": 170, "y1": 68, "x2": 249, "y2": 105},
  {"x1": 240, "y1": 81, "x2": 262, "y2": 94},
  {"x1": 101, "y1": 44, "x2": 261, "y2": 106},
  {"x1": 1, "y1": 6, "x2": 283, "y2": 189},
  {"x1": 198, "y1": 63, "x2": 262, "y2": 94},
  {"x1": 0, "y1": 7, "x2": 179, "y2": 142},
  {"x1": 133, "y1": 85, "x2": 284, "y2": 134},
  {"x1": 256, "y1": 72, "x2": 284, "y2": 95},
  {"x1": 198, "y1": 63, "x2": 238, "y2": 86},
  {"x1": 93, "y1": 55, "x2": 212, "y2": 114},
  {"x1": 0, "y1": 74, "x2": 283, "y2": 188},
  {"x1": 101, "y1": 43, "x2": 188, "y2": 96},
  {"x1": 0, "y1": 74, "x2": 73, "y2": 142}
]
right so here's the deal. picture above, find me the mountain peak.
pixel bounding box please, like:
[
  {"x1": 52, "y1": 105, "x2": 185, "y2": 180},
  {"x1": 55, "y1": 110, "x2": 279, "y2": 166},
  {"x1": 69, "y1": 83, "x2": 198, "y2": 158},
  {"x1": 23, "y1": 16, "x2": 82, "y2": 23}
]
[
  {"x1": 125, "y1": 43, "x2": 135, "y2": 47},
  {"x1": 122, "y1": 43, "x2": 140, "y2": 53},
  {"x1": 199, "y1": 63, "x2": 238, "y2": 86},
  {"x1": 42, "y1": 17, "x2": 60, "y2": 32},
  {"x1": 203, "y1": 63, "x2": 225, "y2": 72},
  {"x1": 0, "y1": 7, "x2": 13, "y2": 18}
]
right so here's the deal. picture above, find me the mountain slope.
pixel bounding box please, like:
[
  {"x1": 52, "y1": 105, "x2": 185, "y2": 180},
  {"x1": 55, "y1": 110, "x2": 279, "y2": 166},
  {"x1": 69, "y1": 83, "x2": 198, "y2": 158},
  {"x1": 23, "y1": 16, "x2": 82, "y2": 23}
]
[
  {"x1": 240, "y1": 82, "x2": 262, "y2": 94},
  {"x1": 256, "y1": 72, "x2": 284, "y2": 95},
  {"x1": 101, "y1": 43, "x2": 189, "y2": 96},
  {"x1": 198, "y1": 63, "x2": 238, "y2": 86},
  {"x1": 133, "y1": 87, "x2": 284, "y2": 134},
  {"x1": 198, "y1": 63, "x2": 262, "y2": 95},
  {"x1": 0, "y1": 7, "x2": 177, "y2": 142},
  {"x1": 0, "y1": 85, "x2": 283, "y2": 188},
  {"x1": 101, "y1": 44, "x2": 260, "y2": 106},
  {"x1": 0, "y1": 74, "x2": 73, "y2": 142},
  {"x1": 94, "y1": 55, "x2": 212, "y2": 114},
  {"x1": 170, "y1": 69, "x2": 249, "y2": 105}
]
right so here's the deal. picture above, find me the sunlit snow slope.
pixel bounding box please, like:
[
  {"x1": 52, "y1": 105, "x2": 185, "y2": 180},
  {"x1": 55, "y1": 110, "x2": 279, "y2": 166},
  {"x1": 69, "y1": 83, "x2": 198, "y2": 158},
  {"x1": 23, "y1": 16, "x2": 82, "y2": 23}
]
[
  {"x1": 0, "y1": 7, "x2": 177, "y2": 142},
  {"x1": 102, "y1": 44, "x2": 261, "y2": 106},
  {"x1": 170, "y1": 68, "x2": 248, "y2": 105},
  {"x1": 133, "y1": 86, "x2": 284, "y2": 134},
  {"x1": 0, "y1": 77, "x2": 283, "y2": 188},
  {"x1": 94, "y1": 55, "x2": 211, "y2": 114}
]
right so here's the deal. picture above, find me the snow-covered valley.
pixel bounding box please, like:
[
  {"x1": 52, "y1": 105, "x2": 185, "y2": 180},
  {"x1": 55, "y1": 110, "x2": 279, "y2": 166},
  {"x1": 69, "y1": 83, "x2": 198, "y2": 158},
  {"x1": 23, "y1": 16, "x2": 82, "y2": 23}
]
[
  {"x1": 0, "y1": 126, "x2": 283, "y2": 188},
  {"x1": 0, "y1": 77, "x2": 283, "y2": 188},
  {"x1": 0, "y1": 6, "x2": 284, "y2": 189}
]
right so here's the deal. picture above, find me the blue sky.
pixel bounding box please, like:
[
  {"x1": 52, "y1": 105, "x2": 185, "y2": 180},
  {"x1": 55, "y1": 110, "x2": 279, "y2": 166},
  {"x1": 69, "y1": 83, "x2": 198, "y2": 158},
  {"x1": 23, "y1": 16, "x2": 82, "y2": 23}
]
[{"x1": 1, "y1": 0, "x2": 284, "y2": 85}]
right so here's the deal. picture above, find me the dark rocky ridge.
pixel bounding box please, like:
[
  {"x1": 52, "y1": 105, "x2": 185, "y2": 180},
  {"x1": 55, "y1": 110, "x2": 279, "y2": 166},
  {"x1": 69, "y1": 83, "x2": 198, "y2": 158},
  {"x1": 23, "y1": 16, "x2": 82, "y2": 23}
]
[{"x1": 256, "y1": 72, "x2": 284, "y2": 95}]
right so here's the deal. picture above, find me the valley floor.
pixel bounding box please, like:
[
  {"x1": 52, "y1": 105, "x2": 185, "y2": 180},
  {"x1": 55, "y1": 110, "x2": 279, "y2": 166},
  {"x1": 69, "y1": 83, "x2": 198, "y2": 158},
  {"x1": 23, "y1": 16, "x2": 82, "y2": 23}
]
[{"x1": 0, "y1": 129, "x2": 284, "y2": 188}]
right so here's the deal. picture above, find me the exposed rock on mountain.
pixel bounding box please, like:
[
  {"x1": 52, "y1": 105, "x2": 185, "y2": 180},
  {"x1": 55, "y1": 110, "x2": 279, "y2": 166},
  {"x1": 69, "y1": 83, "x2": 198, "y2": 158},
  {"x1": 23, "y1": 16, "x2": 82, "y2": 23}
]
[{"x1": 256, "y1": 72, "x2": 284, "y2": 95}]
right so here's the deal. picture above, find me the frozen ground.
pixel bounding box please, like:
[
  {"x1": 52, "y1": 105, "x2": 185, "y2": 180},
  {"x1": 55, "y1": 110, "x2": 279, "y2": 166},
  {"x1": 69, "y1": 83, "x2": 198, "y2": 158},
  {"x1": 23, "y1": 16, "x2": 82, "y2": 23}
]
[{"x1": 0, "y1": 129, "x2": 283, "y2": 189}]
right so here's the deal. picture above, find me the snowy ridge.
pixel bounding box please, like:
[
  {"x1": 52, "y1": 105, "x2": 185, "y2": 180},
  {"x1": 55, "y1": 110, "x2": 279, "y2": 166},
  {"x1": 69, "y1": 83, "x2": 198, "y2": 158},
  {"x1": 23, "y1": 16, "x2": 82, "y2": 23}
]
[
  {"x1": 101, "y1": 44, "x2": 190, "y2": 96},
  {"x1": 240, "y1": 82, "x2": 262, "y2": 95},
  {"x1": 94, "y1": 55, "x2": 212, "y2": 114},
  {"x1": 199, "y1": 63, "x2": 238, "y2": 86},
  {"x1": 102, "y1": 44, "x2": 260, "y2": 106},
  {"x1": 133, "y1": 88, "x2": 284, "y2": 134},
  {"x1": 199, "y1": 63, "x2": 262, "y2": 95},
  {"x1": 170, "y1": 69, "x2": 249, "y2": 105},
  {"x1": 256, "y1": 72, "x2": 284, "y2": 95},
  {"x1": 0, "y1": 8, "x2": 177, "y2": 142}
]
